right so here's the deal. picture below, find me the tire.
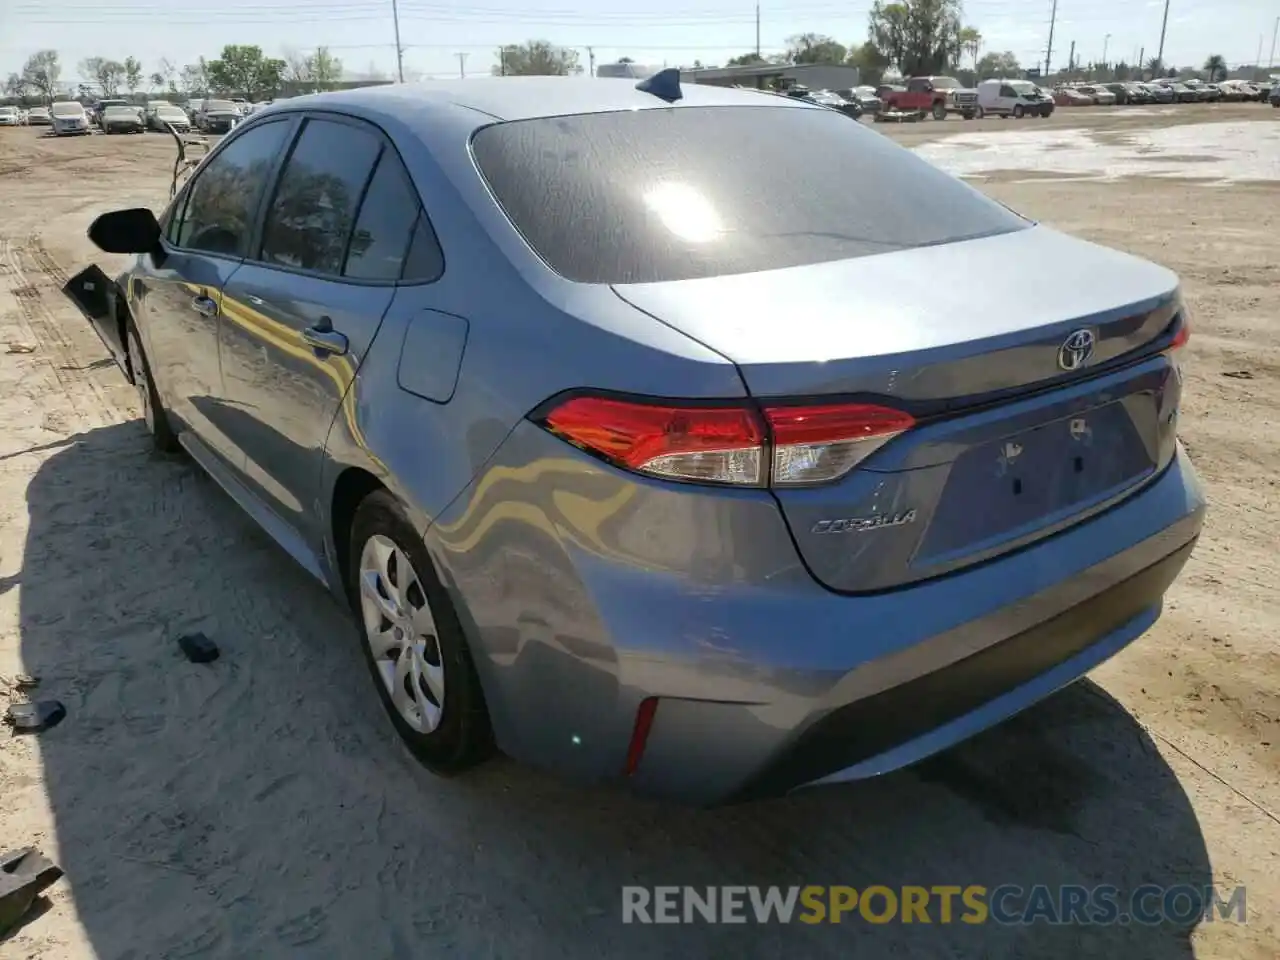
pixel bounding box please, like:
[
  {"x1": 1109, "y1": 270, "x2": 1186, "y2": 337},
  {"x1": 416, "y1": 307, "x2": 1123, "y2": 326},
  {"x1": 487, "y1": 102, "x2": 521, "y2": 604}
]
[
  {"x1": 974, "y1": 106, "x2": 985, "y2": 119},
  {"x1": 931, "y1": 100, "x2": 947, "y2": 121},
  {"x1": 348, "y1": 490, "x2": 493, "y2": 774},
  {"x1": 1013, "y1": 104, "x2": 1025, "y2": 119},
  {"x1": 126, "y1": 319, "x2": 181, "y2": 453},
  {"x1": 962, "y1": 111, "x2": 974, "y2": 120}
]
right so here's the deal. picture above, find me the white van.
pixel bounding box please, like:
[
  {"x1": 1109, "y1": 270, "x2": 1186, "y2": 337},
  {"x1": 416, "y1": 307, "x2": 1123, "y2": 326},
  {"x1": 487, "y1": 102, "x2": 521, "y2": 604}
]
[{"x1": 976, "y1": 78, "x2": 1054, "y2": 118}]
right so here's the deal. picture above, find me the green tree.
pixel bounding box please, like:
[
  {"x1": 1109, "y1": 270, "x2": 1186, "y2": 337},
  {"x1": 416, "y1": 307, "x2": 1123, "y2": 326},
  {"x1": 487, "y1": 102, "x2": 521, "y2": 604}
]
[
  {"x1": 726, "y1": 52, "x2": 766, "y2": 66},
  {"x1": 80, "y1": 57, "x2": 125, "y2": 97},
  {"x1": 123, "y1": 56, "x2": 143, "y2": 94},
  {"x1": 180, "y1": 59, "x2": 210, "y2": 95},
  {"x1": 493, "y1": 40, "x2": 581, "y2": 76},
  {"x1": 21, "y1": 50, "x2": 60, "y2": 102},
  {"x1": 869, "y1": 0, "x2": 965, "y2": 77},
  {"x1": 975, "y1": 50, "x2": 1020, "y2": 79},
  {"x1": 1203, "y1": 54, "x2": 1227, "y2": 82},
  {"x1": 958, "y1": 26, "x2": 982, "y2": 69},
  {"x1": 307, "y1": 47, "x2": 344, "y2": 89},
  {"x1": 786, "y1": 33, "x2": 848, "y2": 65},
  {"x1": 847, "y1": 42, "x2": 890, "y2": 86},
  {"x1": 206, "y1": 45, "x2": 285, "y2": 98}
]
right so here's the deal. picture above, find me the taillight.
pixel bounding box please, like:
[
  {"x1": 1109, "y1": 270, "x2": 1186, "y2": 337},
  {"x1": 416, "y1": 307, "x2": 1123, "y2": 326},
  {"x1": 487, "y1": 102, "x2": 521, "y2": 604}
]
[
  {"x1": 1169, "y1": 319, "x2": 1190, "y2": 351},
  {"x1": 764, "y1": 403, "x2": 916, "y2": 486},
  {"x1": 537, "y1": 394, "x2": 914, "y2": 487}
]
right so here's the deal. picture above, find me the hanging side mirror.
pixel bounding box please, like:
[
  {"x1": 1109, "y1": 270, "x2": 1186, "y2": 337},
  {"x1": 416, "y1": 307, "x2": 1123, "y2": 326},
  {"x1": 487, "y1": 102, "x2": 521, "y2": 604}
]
[{"x1": 87, "y1": 208, "x2": 162, "y2": 256}]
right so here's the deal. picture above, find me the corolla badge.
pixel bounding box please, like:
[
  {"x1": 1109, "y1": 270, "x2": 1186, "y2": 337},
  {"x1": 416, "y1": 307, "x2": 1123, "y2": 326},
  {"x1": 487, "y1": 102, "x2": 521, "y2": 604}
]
[
  {"x1": 1057, "y1": 328, "x2": 1097, "y2": 372},
  {"x1": 811, "y1": 510, "x2": 917, "y2": 535}
]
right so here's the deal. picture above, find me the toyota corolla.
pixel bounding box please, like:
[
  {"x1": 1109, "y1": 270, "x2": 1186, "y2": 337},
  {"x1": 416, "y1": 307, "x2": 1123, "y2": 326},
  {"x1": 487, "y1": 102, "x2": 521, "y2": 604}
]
[{"x1": 71, "y1": 74, "x2": 1204, "y2": 805}]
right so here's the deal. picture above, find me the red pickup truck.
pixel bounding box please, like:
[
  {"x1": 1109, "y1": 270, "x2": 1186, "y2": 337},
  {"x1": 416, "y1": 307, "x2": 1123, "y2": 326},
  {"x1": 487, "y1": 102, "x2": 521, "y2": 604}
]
[{"x1": 881, "y1": 76, "x2": 979, "y2": 120}]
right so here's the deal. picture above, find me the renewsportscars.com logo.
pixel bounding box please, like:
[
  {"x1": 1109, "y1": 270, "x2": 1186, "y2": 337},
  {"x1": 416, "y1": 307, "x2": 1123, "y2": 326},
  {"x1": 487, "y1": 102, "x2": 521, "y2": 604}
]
[{"x1": 621, "y1": 885, "x2": 1247, "y2": 926}]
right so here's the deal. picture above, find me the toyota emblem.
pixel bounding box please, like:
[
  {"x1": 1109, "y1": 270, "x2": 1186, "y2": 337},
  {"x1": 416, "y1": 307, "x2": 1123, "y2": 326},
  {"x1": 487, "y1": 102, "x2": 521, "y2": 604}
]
[{"x1": 1057, "y1": 329, "x2": 1096, "y2": 371}]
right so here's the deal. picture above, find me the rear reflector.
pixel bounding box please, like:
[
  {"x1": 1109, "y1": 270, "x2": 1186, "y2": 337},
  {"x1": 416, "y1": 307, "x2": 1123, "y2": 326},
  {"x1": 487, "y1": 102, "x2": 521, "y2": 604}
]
[
  {"x1": 624, "y1": 697, "x2": 659, "y2": 776},
  {"x1": 538, "y1": 394, "x2": 914, "y2": 487}
]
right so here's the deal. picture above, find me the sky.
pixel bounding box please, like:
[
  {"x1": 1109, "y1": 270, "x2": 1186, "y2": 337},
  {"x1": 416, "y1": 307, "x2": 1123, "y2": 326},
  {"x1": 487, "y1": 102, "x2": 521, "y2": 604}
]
[{"x1": 3, "y1": 0, "x2": 1279, "y2": 87}]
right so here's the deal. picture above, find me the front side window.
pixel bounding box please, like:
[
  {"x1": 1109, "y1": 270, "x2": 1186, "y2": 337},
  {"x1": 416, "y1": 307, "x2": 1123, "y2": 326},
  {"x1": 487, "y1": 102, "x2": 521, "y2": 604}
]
[
  {"x1": 176, "y1": 119, "x2": 292, "y2": 257},
  {"x1": 259, "y1": 118, "x2": 381, "y2": 275}
]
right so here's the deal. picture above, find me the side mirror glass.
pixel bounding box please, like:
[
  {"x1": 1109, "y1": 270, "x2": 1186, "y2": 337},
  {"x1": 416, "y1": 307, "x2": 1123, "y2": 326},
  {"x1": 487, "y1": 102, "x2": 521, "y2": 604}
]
[{"x1": 87, "y1": 208, "x2": 161, "y2": 255}]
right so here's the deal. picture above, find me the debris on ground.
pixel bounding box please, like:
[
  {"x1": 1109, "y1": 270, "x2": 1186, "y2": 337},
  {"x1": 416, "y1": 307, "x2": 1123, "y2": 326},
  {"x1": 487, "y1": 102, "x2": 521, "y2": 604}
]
[
  {"x1": 0, "y1": 674, "x2": 39, "y2": 694},
  {"x1": 177, "y1": 632, "x2": 220, "y2": 664},
  {"x1": 4, "y1": 343, "x2": 36, "y2": 355},
  {"x1": 0, "y1": 848, "x2": 64, "y2": 938},
  {"x1": 3, "y1": 700, "x2": 67, "y2": 734},
  {"x1": 1222, "y1": 370, "x2": 1255, "y2": 379}
]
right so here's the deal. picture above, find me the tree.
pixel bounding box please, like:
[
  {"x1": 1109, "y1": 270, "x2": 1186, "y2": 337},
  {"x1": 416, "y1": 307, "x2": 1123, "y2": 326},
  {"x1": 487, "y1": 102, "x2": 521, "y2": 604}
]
[
  {"x1": 846, "y1": 42, "x2": 890, "y2": 86},
  {"x1": 618, "y1": 56, "x2": 635, "y2": 64},
  {"x1": 493, "y1": 41, "x2": 581, "y2": 76},
  {"x1": 307, "y1": 47, "x2": 343, "y2": 89},
  {"x1": 1203, "y1": 54, "x2": 1227, "y2": 82},
  {"x1": 958, "y1": 26, "x2": 982, "y2": 70},
  {"x1": 726, "y1": 52, "x2": 766, "y2": 66},
  {"x1": 786, "y1": 33, "x2": 847, "y2": 65},
  {"x1": 80, "y1": 57, "x2": 125, "y2": 97},
  {"x1": 1145, "y1": 57, "x2": 1163, "y2": 78},
  {"x1": 975, "y1": 51, "x2": 1020, "y2": 79},
  {"x1": 155, "y1": 57, "x2": 178, "y2": 94},
  {"x1": 206, "y1": 45, "x2": 285, "y2": 98},
  {"x1": 4, "y1": 73, "x2": 29, "y2": 98},
  {"x1": 179, "y1": 59, "x2": 210, "y2": 95},
  {"x1": 123, "y1": 56, "x2": 143, "y2": 94},
  {"x1": 21, "y1": 50, "x2": 60, "y2": 102},
  {"x1": 868, "y1": 0, "x2": 965, "y2": 77}
]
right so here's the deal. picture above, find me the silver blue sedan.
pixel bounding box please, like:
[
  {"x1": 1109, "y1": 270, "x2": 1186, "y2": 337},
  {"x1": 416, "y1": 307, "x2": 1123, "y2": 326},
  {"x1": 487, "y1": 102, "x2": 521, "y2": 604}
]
[{"x1": 72, "y1": 74, "x2": 1204, "y2": 805}]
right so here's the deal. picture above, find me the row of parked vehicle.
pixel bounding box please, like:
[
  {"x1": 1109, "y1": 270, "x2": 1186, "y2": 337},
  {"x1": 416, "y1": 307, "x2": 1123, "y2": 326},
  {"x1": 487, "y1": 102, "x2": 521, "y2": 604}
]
[
  {"x1": 0, "y1": 95, "x2": 274, "y2": 137},
  {"x1": 1054, "y1": 77, "x2": 1277, "y2": 106}
]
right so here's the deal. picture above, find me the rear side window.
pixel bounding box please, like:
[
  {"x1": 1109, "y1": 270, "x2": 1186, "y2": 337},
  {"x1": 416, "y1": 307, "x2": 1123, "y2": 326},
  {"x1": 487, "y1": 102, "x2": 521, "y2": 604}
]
[
  {"x1": 471, "y1": 105, "x2": 1030, "y2": 285},
  {"x1": 343, "y1": 151, "x2": 424, "y2": 281},
  {"x1": 260, "y1": 118, "x2": 381, "y2": 275},
  {"x1": 177, "y1": 119, "x2": 291, "y2": 257},
  {"x1": 401, "y1": 214, "x2": 445, "y2": 282}
]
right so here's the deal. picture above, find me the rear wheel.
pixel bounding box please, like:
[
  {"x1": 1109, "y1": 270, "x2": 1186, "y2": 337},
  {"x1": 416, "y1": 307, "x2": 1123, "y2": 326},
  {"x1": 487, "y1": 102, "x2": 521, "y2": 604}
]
[
  {"x1": 1013, "y1": 104, "x2": 1025, "y2": 119},
  {"x1": 931, "y1": 100, "x2": 947, "y2": 121},
  {"x1": 126, "y1": 320, "x2": 180, "y2": 453},
  {"x1": 349, "y1": 490, "x2": 493, "y2": 774},
  {"x1": 974, "y1": 106, "x2": 985, "y2": 119}
]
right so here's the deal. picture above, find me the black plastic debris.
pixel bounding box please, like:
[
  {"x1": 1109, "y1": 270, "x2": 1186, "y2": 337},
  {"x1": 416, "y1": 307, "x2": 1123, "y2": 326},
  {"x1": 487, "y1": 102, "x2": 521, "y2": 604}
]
[
  {"x1": 3, "y1": 701, "x2": 66, "y2": 734},
  {"x1": 0, "y1": 847, "x2": 64, "y2": 938},
  {"x1": 0, "y1": 674, "x2": 38, "y2": 693},
  {"x1": 177, "y1": 632, "x2": 220, "y2": 664}
]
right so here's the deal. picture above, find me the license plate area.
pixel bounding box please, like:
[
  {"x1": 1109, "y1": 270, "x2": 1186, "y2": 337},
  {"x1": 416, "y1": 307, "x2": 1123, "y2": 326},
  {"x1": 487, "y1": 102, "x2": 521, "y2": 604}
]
[{"x1": 916, "y1": 397, "x2": 1158, "y2": 562}]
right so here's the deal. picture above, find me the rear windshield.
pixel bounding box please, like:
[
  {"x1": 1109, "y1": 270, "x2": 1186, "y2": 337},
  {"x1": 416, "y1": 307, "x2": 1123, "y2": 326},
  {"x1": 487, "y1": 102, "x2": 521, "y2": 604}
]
[
  {"x1": 103, "y1": 107, "x2": 137, "y2": 117},
  {"x1": 471, "y1": 105, "x2": 1029, "y2": 284}
]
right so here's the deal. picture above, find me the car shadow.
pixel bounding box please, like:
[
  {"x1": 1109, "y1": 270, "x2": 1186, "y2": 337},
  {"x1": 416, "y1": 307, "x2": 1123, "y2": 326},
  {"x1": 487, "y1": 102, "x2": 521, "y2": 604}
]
[{"x1": 15, "y1": 420, "x2": 1211, "y2": 958}]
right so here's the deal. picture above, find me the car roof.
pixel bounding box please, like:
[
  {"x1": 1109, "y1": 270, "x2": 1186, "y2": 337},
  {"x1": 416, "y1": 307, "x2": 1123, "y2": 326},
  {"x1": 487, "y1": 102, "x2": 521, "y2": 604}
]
[{"x1": 258, "y1": 76, "x2": 811, "y2": 126}]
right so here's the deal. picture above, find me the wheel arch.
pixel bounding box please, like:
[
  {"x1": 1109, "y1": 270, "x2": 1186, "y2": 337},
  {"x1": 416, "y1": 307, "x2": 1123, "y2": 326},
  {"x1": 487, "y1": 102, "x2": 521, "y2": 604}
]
[{"x1": 329, "y1": 466, "x2": 388, "y2": 598}]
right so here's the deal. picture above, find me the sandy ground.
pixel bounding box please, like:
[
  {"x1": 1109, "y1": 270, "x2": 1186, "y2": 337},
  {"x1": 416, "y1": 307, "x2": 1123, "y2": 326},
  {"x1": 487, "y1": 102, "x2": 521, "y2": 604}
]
[{"x1": 0, "y1": 104, "x2": 1278, "y2": 959}]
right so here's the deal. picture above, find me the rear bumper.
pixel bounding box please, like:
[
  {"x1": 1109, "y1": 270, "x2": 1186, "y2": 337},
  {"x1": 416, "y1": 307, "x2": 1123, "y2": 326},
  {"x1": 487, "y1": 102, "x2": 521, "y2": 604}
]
[{"x1": 437, "y1": 415, "x2": 1204, "y2": 806}]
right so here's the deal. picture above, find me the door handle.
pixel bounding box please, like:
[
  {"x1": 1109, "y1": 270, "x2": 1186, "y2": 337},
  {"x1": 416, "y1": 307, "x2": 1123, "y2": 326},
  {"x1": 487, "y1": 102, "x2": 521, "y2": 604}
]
[
  {"x1": 303, "y1": 325, "x2": 349, "y2": 356},
  {"x1": 190, "y1": 295, "x2": 218, "y2": 318}
]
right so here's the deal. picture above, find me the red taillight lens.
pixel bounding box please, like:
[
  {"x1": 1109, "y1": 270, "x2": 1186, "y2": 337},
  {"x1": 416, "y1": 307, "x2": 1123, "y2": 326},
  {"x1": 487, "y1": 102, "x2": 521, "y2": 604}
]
[
  {"x1": 1169, "y1": 320, "x2": 1190, "y2": 351},
  {"x1": 542, "y1": 395, "x2": 766, "y2": 485},
  {"x1": 764, "y1": 403, "x2": 917, "y2": 486},
  {"x1": 538, "y1": 394, "x2": 914, "y2": 487}
]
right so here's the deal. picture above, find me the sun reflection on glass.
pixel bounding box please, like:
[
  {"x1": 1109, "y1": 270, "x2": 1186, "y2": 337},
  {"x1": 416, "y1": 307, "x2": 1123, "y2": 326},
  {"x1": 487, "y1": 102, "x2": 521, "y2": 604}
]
[{"x1": 642, "y1": 182, "x2": 723, "y2": 243}]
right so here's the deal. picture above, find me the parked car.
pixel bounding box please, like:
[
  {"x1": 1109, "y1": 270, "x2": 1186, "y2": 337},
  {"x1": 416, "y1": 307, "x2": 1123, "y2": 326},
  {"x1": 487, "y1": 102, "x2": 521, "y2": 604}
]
[
  {"x1": 148, "y1": 103, "x2": 191, "y2": 133},
  {"x1": 194, "y1": 99, "x2": 242, "y2": 133},
  {"x1": 875, "y1": 83, "x2": 905, "y2": 103},
  {"x1": 1140, "y1": 83, "x2": 1175, "y2": 104},
  {"x1": 71, "y1": 77, "x2": 1204, "y2": 806},
  {"x1": 1163, "y1": 82, "x2": 1199, "y2": 103},
  {"x1": 1053, "y1": 87, "x2": 1094, "y2": 106},
  {"x1": 101, "y1": 104, "x2": 146, "y2": 134},
  {"x1": 50, "y1": 100, "x2": 90, "y2": 135},
  {"x1": 1101, "y1": 83, "x2": 1134, "y2": 104},
  {"x1": 1074, "y1": 85, "x2": 1117, "y2": 106},
  {"x1": 837, "y1": 86, "x2": 884, "y2": 115},
  {"x1": 91, "y1": 98, "x2": 131, "y2": 126},
  {"x1": 803, "y1": 89, "x2": 863, "y2": 119},
  {"x1": 1271, "y1": 84, "x2": 1280, "y2": 107},
  {"x1": 0, "y1": 105, "x2": 22, "y2": 127},
  {"x1": 26, "y1": 106, "x2": 50, "y2": 125},
  {"x1": 976, "y1": 78, "x2": 1053, "y2": 118},
  {"x1": 1121, "y1": 82, "x2": 1155, "y2": 104},
  {"x1": 881, "y1": 75, "x2": 978, "y2": 119}
]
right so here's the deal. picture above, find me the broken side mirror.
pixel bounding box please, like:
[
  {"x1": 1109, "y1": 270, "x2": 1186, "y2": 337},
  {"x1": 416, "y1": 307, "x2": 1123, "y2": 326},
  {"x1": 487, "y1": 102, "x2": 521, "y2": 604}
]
[{"x1": 87, "y1": 208, "x2": 162, "y2": 256}]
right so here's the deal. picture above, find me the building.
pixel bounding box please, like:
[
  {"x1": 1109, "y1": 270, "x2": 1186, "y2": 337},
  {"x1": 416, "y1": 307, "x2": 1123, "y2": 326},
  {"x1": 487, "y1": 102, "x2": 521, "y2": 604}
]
[
  {"x1": 680, "y1": 62, "x2": 861, "y2": 91},
  {"x1": 596, "y1": 62, "x2": 663, "y2": 79}
]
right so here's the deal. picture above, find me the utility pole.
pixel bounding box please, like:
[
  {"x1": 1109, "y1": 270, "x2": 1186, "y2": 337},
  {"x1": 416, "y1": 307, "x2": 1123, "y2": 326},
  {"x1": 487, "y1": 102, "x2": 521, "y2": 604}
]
[
  {"x1": 390, "y1": 0, "x2": 405, "y2": 82},
  {"x1": 755, "y1": 4, "x2": 761, "y2": 58},
  {"x1": 497, "y1": 46, "x2": 506, "y2": 76},
  {"x1": 1068, "y1": 39, "x2": 1075, "y2": 75},
  {"x1": 1044, "y1": 0, "x2": 1057, "y2": 75},
  {"x1": 1138, "y1": 46, "x2": 1145, "y2": 77},
  {"x1": 1155, "y1": 0, "x2": 1171, "y2": 73},
  {"x1": 1270, "y1": 16, "x2": 1279, "y2": 69},
  {"x1": 1102, "y1": 33, "x2": 1111, "y2": 68},
  {"x1": 587, "y1": 46, "x2": 596, "y2": 77},
  {"x1": 456, "y1": 52, "x2": 468, "y2": 78}
]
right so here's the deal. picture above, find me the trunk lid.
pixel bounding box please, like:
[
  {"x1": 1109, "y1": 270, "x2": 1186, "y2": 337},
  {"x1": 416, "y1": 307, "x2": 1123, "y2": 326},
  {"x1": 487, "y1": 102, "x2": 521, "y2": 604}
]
[{"x1": 613, "y1": 226, "x2": 1185, "y2": 592}]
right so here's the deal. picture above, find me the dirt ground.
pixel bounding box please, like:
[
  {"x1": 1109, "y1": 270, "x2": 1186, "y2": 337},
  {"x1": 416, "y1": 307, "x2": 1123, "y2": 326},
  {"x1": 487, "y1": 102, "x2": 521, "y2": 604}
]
[{"x1": 0, "y1": 104, "x2": 1277, "y2": 960}]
